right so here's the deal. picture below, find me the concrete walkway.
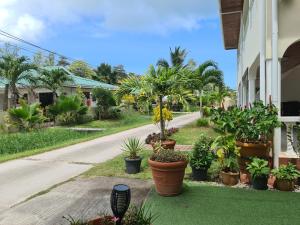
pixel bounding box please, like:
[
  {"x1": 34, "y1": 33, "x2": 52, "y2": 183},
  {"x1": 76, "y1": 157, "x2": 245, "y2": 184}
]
[{"x1": 0, "y1": 112, "x2": 199, "y2": 214}]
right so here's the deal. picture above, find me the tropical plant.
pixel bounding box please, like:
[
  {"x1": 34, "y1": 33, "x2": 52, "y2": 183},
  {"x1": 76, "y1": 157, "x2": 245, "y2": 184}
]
[
  {"x1": 95, "y1": 63, "x2": 117, "y2": 84},
  {"x1": 38, "y1": 68, "x2": 73, "y2": 102},
  {"x1": 7, "y1": 100, "x2": 46, "y2": 131},
  {"x1": 272, "y1": 163, "x2": 300, "y2": 181},
  {"x1": 246, "y1": 158, "x2": 270, "y2": 179},
  {"x1": 123, "y1": 205, "x2": 158, "y2": 225},
  {"x1": 211, "y1": 135, "x2": 240, "y2": 172},
  {"x1": 150, "y1": 143, "x2": 188, "y2": 163},
  {"x1": 157, "y1": 46, "x2": 188, "y2": 69},
  {"x1": 0, "y1": 54, "x2": 37, "y2": 108},
  {"x1": 122, "y1": 137, "x2": 144, "y2": 159},
  {"x1": 190, "y1": 135, "x2": 214, "y2": 169},
  {"x1": 68, "y1": 60, "x2": 96, "y2": 78},
  {"x1": 196, "y1": 118, "x2": 209, "y2": 127},
  {"x1": 92, "y1": 87, "x2": 116, "y2": 119},
  {"x1": 152, "y1": 106, "x2": 173, "y2": 129}
]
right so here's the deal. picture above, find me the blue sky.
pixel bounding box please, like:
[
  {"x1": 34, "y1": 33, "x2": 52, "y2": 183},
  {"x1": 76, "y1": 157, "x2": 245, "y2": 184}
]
[{"x1": 0, "y1": 0, "x2": 237, "y2": 88}]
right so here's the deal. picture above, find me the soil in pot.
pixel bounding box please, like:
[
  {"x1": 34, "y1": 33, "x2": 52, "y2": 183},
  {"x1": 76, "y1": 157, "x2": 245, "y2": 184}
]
[
  {"x1": 191, "y1": 167, "x2": 208, "y2": 181},
  {"x1": 148, "y1": 159, "x2": 187, "y2": 196},
  {"x1": 220, "y1": 171, "x2": 239, "y2": 186},
  {"x1": 252, "y1": 176, "x2": 268, "y2": 190},
  {"x1": 276, "y1": 179, "x2": 295, "y2": 192},
  {"x1": 125, "y1": 157, "x2": 142, "y2": 174},
  {"x1": 151, "y1": 139, "x2": 176, "y2": 150}
]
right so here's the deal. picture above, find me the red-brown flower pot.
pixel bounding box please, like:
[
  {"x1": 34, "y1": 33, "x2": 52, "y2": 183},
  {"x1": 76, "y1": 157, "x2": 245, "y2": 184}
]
[
  {"x1": 220, "y1": 171, "x2": 239, "y2": 186},
  {"x1": 151, "y1": 139, "x2": 176, "y2": 150}
]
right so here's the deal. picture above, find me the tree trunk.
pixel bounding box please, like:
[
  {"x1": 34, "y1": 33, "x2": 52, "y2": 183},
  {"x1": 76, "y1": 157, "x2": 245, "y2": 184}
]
[
  {"x1": 11, "y1": 84, "x2": 18, "y2": 108},
  {"x1": 199, "y1": 90, "x2": 203, "y2": 118},
  {"x1": 3, "y1": 84, "x2": 9, "y2": 111},
  {"x1": 159, "y1": 95, "x2": 165, "y2": 140}
]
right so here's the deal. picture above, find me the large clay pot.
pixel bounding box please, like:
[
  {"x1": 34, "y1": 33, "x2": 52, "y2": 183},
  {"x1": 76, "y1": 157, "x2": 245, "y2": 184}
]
[
  {"x1": 88, "y1": 216, "x2": 115, "y2": 225},
  {"x1": 220, "y1": 171, "x2": 239, "y2": 186},
  {"x1": 151, "y1": 139, "x2": 176, "y2": 150},
  {"x1": 148, "y1": 159, "x2": 187, "y2": 196},
  {"x1": 275, "y1": 179, "x2": 295, "y2": 192},
  {"x1": 236, "y1": 141, "x2": 270, "y2": 172}
]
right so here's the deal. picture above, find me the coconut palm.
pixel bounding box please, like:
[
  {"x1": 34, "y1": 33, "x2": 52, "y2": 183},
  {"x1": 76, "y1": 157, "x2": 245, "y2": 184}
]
[
  {"x1": 38, "y1": 68, "x2": 73, "y2": 102},
  {"x1": 0, "y1": 55, "x2": 37, "y2": 109},
  {"x1": 156, "y1": 46, "x2": 188, "y2": 69}
]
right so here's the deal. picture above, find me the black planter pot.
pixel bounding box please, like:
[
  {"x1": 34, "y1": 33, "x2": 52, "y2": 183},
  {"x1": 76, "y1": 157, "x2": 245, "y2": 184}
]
[
  {"x1": 125, "y1": 157, "x2": 142, "y2": 174},
  {"x1": 191, "y1": 167, "x2": 208, "y2": 181},
  {"x1": 252, "y1": 176, "x2": 268, "y2": 190}
]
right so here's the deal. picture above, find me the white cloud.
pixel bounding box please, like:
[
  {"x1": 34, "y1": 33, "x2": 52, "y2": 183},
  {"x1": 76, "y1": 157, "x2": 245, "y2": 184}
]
[{"x1": 0, "y1": 0, "x2": 218, "y2": 41}]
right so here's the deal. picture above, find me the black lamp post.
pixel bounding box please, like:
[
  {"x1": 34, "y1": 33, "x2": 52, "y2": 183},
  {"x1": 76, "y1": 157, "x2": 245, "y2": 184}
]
[{"x1": 110, "y1": 184, "x2": 131, "y2": 225}]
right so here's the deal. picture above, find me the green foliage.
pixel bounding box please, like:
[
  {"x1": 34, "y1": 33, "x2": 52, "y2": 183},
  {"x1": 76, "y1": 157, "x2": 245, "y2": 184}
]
[
  {"x1": 211, "y1": 135, "x2": 239, "y2": 172},
  {"x1": 7, "y1": 100, "x2": 46, "y2": 131},
  {"x1": 196, "y1": 118, "x2": 209, "y2": 127},
  {"x1": 48, "y1": 95, "x2": 88, "y2": 125},
  {"x1": 150, "y1": 144, "x2": 188, "y2": 163},
  {"x1": 202, "y1": 106, "x2": 212, "y2": 117},
  {"x1": 94, "y1": 63, "x2": 117, "y2": 84},
  {"x1": 68, "y1": 60, "x2": 96, "y2": 78},
  {"x1": 122, "y1": 137, "x2": 144, "y2": 159},
  {"x1": 123, "y1": 205, "x2": 158, "y2": 225},
  {"x1": 92, "y1": 87, "x2": 116, "y2": 119},
  {"x1": 246, "y1": 158, "x2": 270, "y2": 179},
  {"x1": 211, "y1": 101, "x2": 280, "y2": 143},
  {"x1": 190, "y1": 135, "x2": 214, "y2": 169},
  {"x1": 272, "y1": 163, "x2": 300, "y2": 181}
]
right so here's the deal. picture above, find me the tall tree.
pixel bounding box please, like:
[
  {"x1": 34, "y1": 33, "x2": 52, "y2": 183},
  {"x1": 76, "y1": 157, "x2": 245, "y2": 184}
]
[
  {"x1": 38, "y1": 68, "x2": 73, "y2": 102},
  {"x1": 156, "y1": 46, "x2": 188, "y2": 69},
  {"x1": 33, "y1": 51, "x2": 45, "y2": 67},
  {"x1": 69, "y1": 60, "x2": 96, "y2": 78},
  {"x1": 0, "y1": 55, "x2": 37, "y2": 108},
  {"x1": 113, "y1": 64, "x2": 127, "y2": 83},
  {"x1": 45, "y1": 53, "x2": 55, "y2": 66},
  {"x1": 57, "y1": 56, "x2": 70, "y2": 67},
  {"x1": 95, "y1": 63, "x2": 116, "y2": 84}
]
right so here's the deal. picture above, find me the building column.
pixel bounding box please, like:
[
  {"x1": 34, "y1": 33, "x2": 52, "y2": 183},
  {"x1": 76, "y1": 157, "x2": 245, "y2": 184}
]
[
  {"x1": 248, "y1": 74, "x2": 256, "y2": 104},
  {"x1": 242, "y1": 82, "x2": 247, "y2": 107}
]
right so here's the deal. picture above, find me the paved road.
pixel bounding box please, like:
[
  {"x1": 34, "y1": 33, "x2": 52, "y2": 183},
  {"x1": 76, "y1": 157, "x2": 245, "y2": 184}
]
[{"x1": 0, "y1": 112, "x2": 199, "y2": 213}]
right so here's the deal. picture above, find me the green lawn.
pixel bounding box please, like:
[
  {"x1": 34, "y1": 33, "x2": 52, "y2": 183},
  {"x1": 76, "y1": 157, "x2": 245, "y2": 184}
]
[
  {"x1": 0, "y1": 112, "x2": 152, "y2": 163},
  {"x1": 146, "y1": 182, "x2": 300, "y2": 225},
  {"x1": 172, "y1": 121, "x2": 220, "y2": 145}
]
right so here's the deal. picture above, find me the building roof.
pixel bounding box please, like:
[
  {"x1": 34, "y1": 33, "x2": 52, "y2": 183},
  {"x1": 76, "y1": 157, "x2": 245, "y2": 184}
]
[
  {"x1": 0, "y1": 66, "x2": 118, "y2": 90},
  {"x1": 219, "y1": 0, "x2": 244, "y2": 50}
]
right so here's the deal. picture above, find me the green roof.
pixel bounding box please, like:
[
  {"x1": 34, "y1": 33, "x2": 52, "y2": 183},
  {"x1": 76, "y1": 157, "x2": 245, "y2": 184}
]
[{"x1": 0, "y1": 66, "x2": 118, "y2": 90}]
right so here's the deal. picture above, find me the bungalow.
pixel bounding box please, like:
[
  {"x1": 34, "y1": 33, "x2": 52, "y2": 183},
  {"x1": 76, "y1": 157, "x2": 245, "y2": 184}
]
[
  {"x1": 219, "y1": 0, "x2": 300, "y2": 168},
  {"x1": 0, "y1": 66, "x2": 117, "y2": 110}
]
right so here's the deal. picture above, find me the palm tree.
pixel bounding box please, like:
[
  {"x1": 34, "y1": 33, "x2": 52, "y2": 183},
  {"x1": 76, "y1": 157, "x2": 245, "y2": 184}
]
[
  {"x1": 156, "y1": 46, "x2": 188, "y2": 69},
  {"x1": 186, "y1": 60, "x2": 224, "y2": 116},
  {"x1": 0, "y1": 55, "x2": 37, "y2": 109},
  {"x1": 38, "y1": 68, "x2": 73, "y2": 102}
]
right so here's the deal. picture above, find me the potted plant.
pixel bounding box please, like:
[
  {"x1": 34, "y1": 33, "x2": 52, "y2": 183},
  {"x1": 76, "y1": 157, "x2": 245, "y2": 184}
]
[
  {"x1": 246, "y1": 157, "x2": 270, "y2": 190},
  {"x1": 122, "y1": 137, "x2": 144, "y2": 174},
  {"x1": 148, "y1": 143, "x2": 188, "y2": 196},
  {"x1": 272, "y1": 163, "x2": 300, "y2": 191},
  {"x1": 211, "y1": 135, "x2": 240, "y2": 186},
  {"x1": 190, "y1": 135, "x2": 214, "y2": 181}
]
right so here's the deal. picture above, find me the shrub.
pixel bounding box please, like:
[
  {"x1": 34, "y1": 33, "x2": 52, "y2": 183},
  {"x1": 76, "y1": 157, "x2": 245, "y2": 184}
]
[
  {"x1": 246, "y1": 157, "x2": 270, "y2": 179},
  {"x1": 150, "y1": 144, "x2": 188, "y2": 163},
  {"x1": 122, "y1": 137, "x2": 144, "y2": 159},
  {"x1": 123, "y1": 205, "x2": 158, "y2": 225},
  {"x1": 145, "y1": 128, "x2": 179, "y2": 144},
  {"x1": 7, "y1": 100, "x2": 46, "y2": 131},
  {"x1": 107, "y1": 106, "x2": 122, "y2": 119},
  {"x1": 202, "y1": 106, "x2": 212, "y2": 117},
  {"x1": 92, "y1": 87, "x2": 116, "y2": 119},
  {"x1": 272, "y1": 163, "x2": 300, "y2": 181},
  {"x1": 190, "y1": 135, "x2": 214, "y2": 169},
  {"x1": 196, "y1": 118, "x2": 209, "y2": 127}
]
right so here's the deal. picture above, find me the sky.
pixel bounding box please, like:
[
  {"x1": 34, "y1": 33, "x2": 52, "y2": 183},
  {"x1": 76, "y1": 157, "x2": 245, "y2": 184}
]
[{"x1": 0, "y1": 0, "x2": 237, "y2": 88}]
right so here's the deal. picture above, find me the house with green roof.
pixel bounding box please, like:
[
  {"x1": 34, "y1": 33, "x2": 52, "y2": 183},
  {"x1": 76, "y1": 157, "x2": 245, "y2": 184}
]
[{"x1": 0, "y1": 66, "x2": 117, "y2": 110}]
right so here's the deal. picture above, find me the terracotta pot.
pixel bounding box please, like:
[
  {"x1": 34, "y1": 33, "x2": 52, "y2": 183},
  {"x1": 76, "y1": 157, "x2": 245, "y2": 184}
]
[
  {"x1": 275, "y1": 179, "x2": 295, "y2": 192},
  {"x1": 236, "y1": 141, "x2": 270, "y2": 172},
  {"x1": 148, "y1": 159, "x2": 187, "y2": 196},
  {"x1": 220, "y1": 171, "x2": 239, "y2": 186},
  {"x1": 151, "y1": 139, "x2": 176, "y2": 150},
  {"x1": 88, "y1": 216, "x2": 115, "y2": 225}
]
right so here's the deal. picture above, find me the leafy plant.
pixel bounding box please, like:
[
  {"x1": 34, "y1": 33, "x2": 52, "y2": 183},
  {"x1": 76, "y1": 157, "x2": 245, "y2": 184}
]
[
  {"x1": 123, "y1": 205, "x2": 158, "y2": 225},
  {"x1": 150, "y1": 143, "x2": 188, "y2": 163},
  {"x1": 196, "y1": 118, "x2": 209, "y2": 127},
  {"x1": 122, "y1": 137, "x2": 144, "y2": 159},
  {"x1": 246, "y1": 157, "x2": 270, "y2": 179},
  {"x1": 152, "y1": 106, "x2": 173, "y2": 130},
  {"x1": 272, "y1": 163, "x2": 300, "y2": 181},
  {"x1": 145, "y1": 128, "x2": 179, "y2": 144},
  {"x1": 211, "y1": 135, "x2": 240, "y2": 172},
  {"x1": 92, "y1": 87, "x2": 116, "y2": 119},
  {"x1": 190, "y1": 135, "x2": 214, "y2": 169},
  {"x1": 7, "y1": 100, "x2": 46, "y2": 131}
]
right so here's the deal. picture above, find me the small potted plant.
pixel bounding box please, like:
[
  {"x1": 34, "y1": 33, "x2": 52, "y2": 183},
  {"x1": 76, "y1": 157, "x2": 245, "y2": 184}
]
[
  {"x1": 122, "y1": 137, "x2": 144, "y2": 174},
  {"x1": 272, "y1": 163, "x2": 300, "y2": 191},
  {"x1": 211, "y1": 135, "x2": 240, "y2": 186},
  {"x1": 246, "y1": 157, "x2": 270, "y2": 190},
  {"x1": 148, "y1": 143, "x2": 188, "y2": 196},
  {"x1": 190, "y1": 135, "x2": 214, "y2": 181}
]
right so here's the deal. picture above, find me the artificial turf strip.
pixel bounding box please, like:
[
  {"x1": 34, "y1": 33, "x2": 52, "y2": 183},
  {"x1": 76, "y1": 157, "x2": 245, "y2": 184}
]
[{"x1": 145, "y1": 182, "x2": 300, "y2": 225}]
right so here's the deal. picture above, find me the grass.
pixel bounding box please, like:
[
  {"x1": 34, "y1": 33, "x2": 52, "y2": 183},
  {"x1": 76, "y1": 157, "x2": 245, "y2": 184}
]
[
  {"x1": 145, "y1": 182, "x2": 300, "y2": 225},
  {"x1": 172, "y1": 121, "x2": 220, "y2": 145},
  {"x1": 0, "y1": 112, "x2": 152, "y2": 163}
]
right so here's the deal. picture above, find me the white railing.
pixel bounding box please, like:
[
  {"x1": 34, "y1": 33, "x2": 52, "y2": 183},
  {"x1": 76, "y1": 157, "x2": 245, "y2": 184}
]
[{"x1": 280, "y1": 116, "x2": 300, "y2": 157}]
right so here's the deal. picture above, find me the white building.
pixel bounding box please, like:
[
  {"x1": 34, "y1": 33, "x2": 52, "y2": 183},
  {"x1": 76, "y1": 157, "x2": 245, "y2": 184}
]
[{"x1": 219, "y1": 0, "x2": 300, "y2": 167}]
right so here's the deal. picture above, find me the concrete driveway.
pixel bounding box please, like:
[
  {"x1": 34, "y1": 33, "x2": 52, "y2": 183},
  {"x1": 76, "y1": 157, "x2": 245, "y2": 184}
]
[{"x1": 0, "y1": 112, "x2": 199, "y2": 213}]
